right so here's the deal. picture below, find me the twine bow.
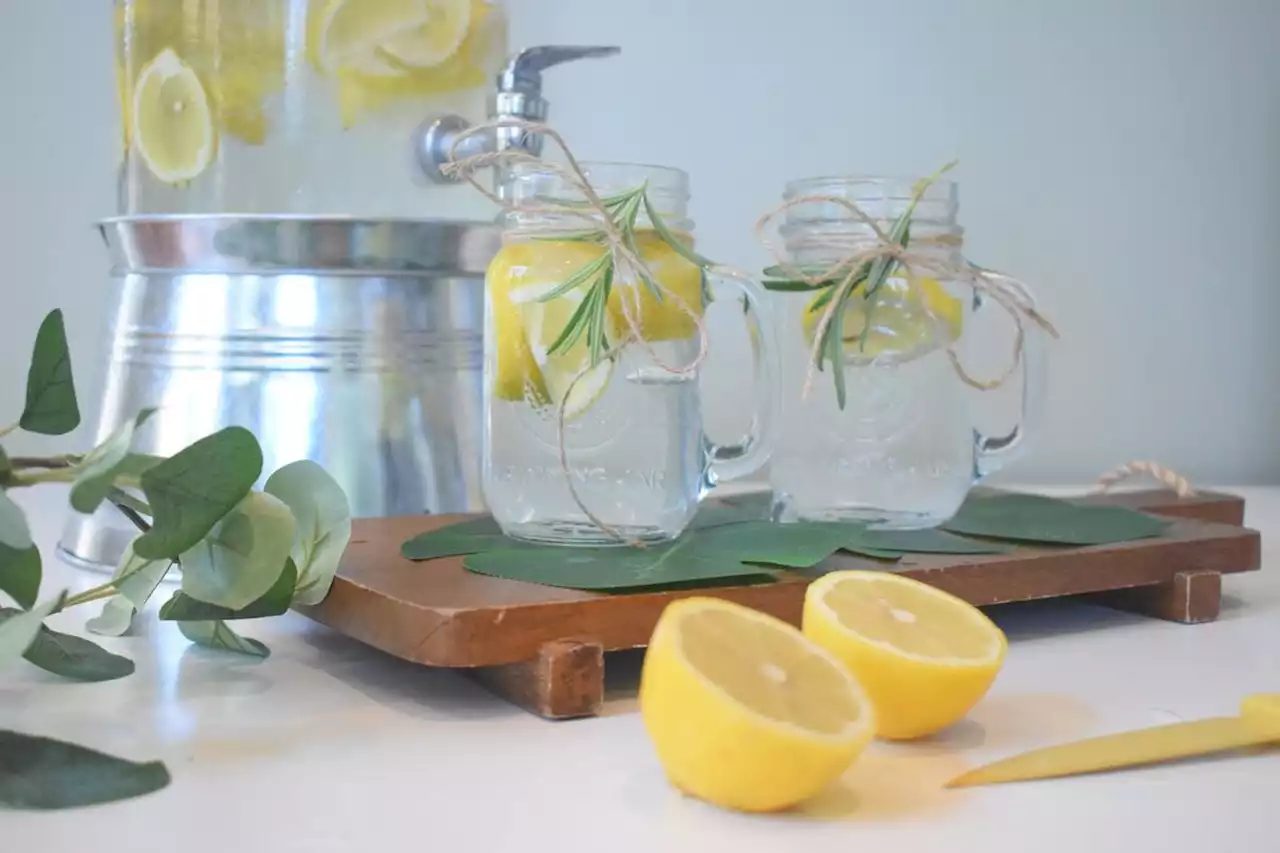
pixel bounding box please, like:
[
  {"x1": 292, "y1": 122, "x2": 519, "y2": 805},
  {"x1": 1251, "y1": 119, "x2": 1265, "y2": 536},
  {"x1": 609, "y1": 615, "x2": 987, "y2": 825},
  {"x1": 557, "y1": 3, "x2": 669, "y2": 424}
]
[
  {"x1": 442, "y1": 119, "x2": 711, "y2": 546},
  {"x1": 755, "y1": 167, "x2": 1060, "y2": 399}
]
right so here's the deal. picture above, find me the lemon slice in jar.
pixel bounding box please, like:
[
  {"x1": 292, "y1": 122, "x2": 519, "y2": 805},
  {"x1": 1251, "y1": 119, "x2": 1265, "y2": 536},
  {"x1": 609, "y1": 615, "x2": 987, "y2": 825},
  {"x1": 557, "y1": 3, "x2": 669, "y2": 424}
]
[
  {"x1": 517, "y1": 283, "x2": 615, "y2": 421},
  {"x1": 802, "y1": 274, "x2": 964, "y2": 361},
  {"x1": 132, "y1": 48, "x2": 217, "y2": 184}
]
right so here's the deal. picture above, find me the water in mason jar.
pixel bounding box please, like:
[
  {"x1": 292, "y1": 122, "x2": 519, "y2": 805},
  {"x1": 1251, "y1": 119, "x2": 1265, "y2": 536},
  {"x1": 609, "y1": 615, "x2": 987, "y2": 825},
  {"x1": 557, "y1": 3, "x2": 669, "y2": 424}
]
[
  {"x1": 115, "y1": 0, "x2": 507, "y2": 217},
  {"x1": 771, "y1": 291, "x2": 975, "y2": 529},
  {"x1": 485, "y1": 338, "x2": 707, "y2": 545}
]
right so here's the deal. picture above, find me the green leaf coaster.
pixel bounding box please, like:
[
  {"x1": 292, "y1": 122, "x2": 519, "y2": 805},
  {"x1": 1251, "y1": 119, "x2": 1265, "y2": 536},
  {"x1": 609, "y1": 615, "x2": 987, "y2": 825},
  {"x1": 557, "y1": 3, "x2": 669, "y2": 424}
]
[{"x1": 943, "y1": 492, "x2": 1168, "y2": 546}]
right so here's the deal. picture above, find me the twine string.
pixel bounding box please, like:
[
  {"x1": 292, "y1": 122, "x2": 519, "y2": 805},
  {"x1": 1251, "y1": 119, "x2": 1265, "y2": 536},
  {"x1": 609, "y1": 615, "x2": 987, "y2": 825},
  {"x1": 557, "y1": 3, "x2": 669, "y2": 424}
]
[{"x1": 755, "y1": 193, "x2": 1060, "y2": 398}]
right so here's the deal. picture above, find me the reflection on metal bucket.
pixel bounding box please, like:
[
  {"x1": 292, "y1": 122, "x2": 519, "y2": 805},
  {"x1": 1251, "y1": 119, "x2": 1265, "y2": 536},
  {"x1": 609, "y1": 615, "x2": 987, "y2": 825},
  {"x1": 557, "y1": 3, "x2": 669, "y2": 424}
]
[{"x1": 59, "y1": 215, "x2": 500, "y2": 572}]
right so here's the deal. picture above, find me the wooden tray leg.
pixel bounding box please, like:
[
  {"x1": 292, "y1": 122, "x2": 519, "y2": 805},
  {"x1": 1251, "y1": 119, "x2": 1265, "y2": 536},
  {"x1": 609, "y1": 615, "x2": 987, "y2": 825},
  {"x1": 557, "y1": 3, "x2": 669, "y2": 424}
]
[
  {"x1": 1086, "y1": 570, "x2": 1222, "y2": 624},
  {"x1": 471, "y1": 639, "x2": 605, "y2": 720}
]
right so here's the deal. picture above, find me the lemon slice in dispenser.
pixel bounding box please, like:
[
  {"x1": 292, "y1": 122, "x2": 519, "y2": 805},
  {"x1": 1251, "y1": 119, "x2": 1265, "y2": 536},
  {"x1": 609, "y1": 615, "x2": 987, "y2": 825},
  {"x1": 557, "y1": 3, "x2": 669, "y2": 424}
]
[
  {"x1": 381, "y1": 0, "x2": 474, "y2": 70},
  {"x1": 316, "y1": 0, "x2": 470, "y2": 77},
  {"x1": 132, "y1": 48, "x2": 217, "y2": 184},
  {"x1": 516, "y1": 284, "x2": 615, "y2": 421}
]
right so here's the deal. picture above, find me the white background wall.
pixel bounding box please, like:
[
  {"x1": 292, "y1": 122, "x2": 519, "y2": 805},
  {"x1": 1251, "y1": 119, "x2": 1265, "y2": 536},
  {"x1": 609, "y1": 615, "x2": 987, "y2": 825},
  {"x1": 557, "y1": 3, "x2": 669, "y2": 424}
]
[{"x1": 1, "y1": 0, "x2": 1277, "y2": 484}]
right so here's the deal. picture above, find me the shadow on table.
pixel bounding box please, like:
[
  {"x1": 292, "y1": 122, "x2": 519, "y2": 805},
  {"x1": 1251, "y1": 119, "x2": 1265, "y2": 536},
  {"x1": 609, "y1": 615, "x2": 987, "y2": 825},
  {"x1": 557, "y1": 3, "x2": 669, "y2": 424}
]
[{"x1": 290, "y1": 625, "x2": 524, "y2": 722}]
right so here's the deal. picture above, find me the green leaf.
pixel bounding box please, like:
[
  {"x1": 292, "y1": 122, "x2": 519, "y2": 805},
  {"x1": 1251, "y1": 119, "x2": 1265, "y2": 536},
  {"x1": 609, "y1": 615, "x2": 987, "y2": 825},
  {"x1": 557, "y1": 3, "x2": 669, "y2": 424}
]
[
  {"x1": 264, "y1": 460, "x2": 352, "y2": 605},
  {"x1": 177, "y1": 490, "x2": 296, "y2": 611},
  {"x1": 84, "y1": 598, "x2": 137, "y2": 638},
  {"x1": 0, "y1": 490, "x2": 32, "y2": 550},
  {"x1": 0, "y1": 593, "x2": 63, "y2": 668},
  {"x1": 0, "y1": 730, "x2": 170, "y2": 810},
  {"x1": 852, "y1": 527, "x2": 1012, "y2": 554},
  {"x1": 464, "y1": 538, "x2": 777, "y2": 592},
  {"x1": 6, "y1": 615, "x2": 135, "y2": 682},
  {"x1": 178, "y1": 620, "x2": 270, "y2": 658},
  {"x1": 160, "y1": 559, "x2": 296, "y2": 621},
  {"x1": 84, "y1": 544, "x2": 173, "y2": 637},
  {"x1": 761, "y1": 279, "x2": 835, "y2": 292},
  {"x1": 69, "y1": 409, "x2": 157, "y2": 514},
  {"x1": 694, "y1": 521, "x2": 850, "y2": 568},
  {"x1": 0, "y1": 543, "x2": 40, "y2": 609},
  {"x1": 942, "y1": 493, "x2": 1169, "y2": 546},
  {"x1": 133, "y1": 426, "x2": 263, "y2": 560},
  {"x1": 20, "y1": 309, "x2": 80, "y2": 436},
  {"x1": 400, "y1": 517, "x2": 530, "y2": 561}
]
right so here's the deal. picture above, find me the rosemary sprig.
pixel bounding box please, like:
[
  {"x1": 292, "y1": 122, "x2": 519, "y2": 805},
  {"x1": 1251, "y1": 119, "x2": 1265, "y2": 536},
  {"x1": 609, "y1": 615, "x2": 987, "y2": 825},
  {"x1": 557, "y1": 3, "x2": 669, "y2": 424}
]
[
  {"x1": 761, "y1": 161, "x2": 958, "y2": 409},
  {"x1": 532, "y1": 182, "x2": 717, "y2": 369}
]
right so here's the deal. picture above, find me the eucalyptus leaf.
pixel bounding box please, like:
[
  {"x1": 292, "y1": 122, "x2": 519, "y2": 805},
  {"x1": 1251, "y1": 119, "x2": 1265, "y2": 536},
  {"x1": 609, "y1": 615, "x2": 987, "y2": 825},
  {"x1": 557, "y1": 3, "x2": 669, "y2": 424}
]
[
  {"x1": 943, "y1": 493, "x2": 1169, "y2": 546},
  {"x1": 178, "y1": 490, "x2": 296, "y2": 611},
  {"x1": 160, "y1": 559, "x2": 295, "y2": 621},
  {"x1": 69, "y1": 409, "x2": 157, "y2": 514},
  {"x1": 178, "y1": 620, "x2": 270, "y2": 659},
  {"x1": 0, "y1": 490, "x2": 33, "y2": 550},
  {"x1": 84, "y1": 544, "x2": 172, "y2": 638},
  {"x1": 11, "y1": 617, "x2": 134, "y2": 682},
  {"x1": 0, "y1": 593, "x2": 63, "y2": 668},
  {"x1": 464, "y1": 538, "x2": 776, "y2": 592},
  {"x1": 20, "y1": 309, "x2": 80, "y2": 436},
  {"x1": 0, "y1": 543, "x2": 41, "y2": 610},
  {"x1": 0, "y1": 730, "x2": 170, "y2": 810},
  {"x1": 85, "y1": 598, "x2": 137, "y2": 638},
  {"x1": 133, "y1": 426, "x2": 263, "y2": 560},
  {"x1": 264, "y1": 460, "x2": 353, "y2": 605}
]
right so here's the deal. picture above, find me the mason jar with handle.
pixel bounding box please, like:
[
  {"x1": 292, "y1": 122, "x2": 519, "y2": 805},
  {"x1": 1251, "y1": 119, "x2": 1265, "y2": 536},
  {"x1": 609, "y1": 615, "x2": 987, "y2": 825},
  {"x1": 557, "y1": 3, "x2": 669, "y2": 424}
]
[
  {"x1": 767, "y1": 174, "x2": 1049, "y2": 529},
  {"x1": 484, "y1": 161, "x2": 780, "y2": 545}
]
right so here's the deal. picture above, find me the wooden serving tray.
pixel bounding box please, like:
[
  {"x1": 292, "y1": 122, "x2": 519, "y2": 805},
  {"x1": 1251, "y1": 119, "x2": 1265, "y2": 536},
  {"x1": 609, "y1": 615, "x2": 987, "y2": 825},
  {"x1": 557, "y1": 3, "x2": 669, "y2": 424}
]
[{"x1": 297, "y1": 489, "x2": 1261, "y2": 720}]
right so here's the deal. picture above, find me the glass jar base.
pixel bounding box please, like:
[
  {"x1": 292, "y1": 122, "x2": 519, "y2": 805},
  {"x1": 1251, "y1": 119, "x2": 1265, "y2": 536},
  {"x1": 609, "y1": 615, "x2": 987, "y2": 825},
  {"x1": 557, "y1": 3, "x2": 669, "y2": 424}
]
[
  {"x1": 773, "y1": 498, "x2": 951, "y2": 531},
  {"x1": 500, "y1": 519, "x2": 679, "y2": 547}
]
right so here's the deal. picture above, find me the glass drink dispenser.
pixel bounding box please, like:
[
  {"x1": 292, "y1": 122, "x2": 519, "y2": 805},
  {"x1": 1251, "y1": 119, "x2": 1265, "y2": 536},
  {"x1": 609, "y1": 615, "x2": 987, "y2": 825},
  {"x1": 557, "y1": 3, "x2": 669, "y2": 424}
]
[{"x1": 60, "y1": 0, "x2": 618, "y2": 571}]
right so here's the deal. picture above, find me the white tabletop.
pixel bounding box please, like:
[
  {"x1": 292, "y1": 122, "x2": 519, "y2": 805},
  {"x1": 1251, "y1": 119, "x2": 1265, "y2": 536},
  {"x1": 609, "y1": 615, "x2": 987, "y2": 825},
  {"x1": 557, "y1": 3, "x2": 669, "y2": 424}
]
[{"x1": 3, "y1": 485, "x2": 1277, "y2": 852}]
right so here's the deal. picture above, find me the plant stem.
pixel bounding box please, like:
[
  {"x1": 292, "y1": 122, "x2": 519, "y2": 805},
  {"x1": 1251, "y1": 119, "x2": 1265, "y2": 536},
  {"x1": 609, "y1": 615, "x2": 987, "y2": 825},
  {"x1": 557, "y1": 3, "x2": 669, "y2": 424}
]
[
  {"x1": 59, "y1": 585, "x2": 121, "y2": 611},
  {"x1": 9, "y1": 455, "x2": 78, "y2": 470},
  {"x1": 108, "y1": 489, "x2": 151, "y2": 533},
  {"x1": 0, "y1": 423, "x2": 16, "y2": 440}
]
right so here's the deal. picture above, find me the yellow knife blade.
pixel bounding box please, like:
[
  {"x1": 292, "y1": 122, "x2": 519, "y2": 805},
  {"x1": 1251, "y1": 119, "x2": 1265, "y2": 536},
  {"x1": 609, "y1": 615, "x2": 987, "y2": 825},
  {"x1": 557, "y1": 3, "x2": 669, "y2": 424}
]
[{"x1": 946, "y1": 693, "x2": 1280, "y2": 789}]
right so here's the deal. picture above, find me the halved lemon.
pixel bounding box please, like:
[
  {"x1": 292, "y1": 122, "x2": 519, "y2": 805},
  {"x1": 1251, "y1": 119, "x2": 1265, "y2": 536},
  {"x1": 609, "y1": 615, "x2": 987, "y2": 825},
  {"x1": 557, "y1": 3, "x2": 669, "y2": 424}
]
[
  {"x1": 803, "y1": 571, "x2": 1006, "y2": 740},
  {"x1": 132, "y1": 48, "x2": 216, "y2": 184},
  {"x1": 802, "y1": 274, "x2": 964, "y2": 361},
  {"x1": 640, "y1": 597, "x2": 876, "y2": 813}
]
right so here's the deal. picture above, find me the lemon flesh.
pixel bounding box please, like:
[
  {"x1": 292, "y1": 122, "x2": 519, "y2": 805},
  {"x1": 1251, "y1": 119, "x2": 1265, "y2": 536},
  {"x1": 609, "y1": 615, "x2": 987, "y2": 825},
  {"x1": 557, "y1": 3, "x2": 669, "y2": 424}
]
[
  {"x1": 803, "y1": 570, "x2": 1006, "y2": 740},
  {"x1": 641, "y1": 597, "x2": 875, "y2": 813},
  {"x1": 132, "y1": 48, "x2": 217, "y2": 184},
  {"x1": 802, "y1": 274, "x2": 964, "y2": 360},
  {"x1": 487, "y1": 234, "x2": 704, "y2": 416}
]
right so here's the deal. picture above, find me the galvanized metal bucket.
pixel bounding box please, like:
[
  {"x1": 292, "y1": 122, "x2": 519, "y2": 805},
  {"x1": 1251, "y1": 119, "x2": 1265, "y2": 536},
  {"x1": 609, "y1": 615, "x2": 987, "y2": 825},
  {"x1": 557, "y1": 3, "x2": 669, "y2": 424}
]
[{"x1": 58, "y1": 214, "x2": 499, "y2": 572}]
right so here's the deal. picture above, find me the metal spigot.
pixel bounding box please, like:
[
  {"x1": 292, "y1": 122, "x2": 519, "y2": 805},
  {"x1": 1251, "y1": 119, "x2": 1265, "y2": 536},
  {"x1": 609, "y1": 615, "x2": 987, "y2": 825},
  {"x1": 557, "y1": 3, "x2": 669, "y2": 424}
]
[{"x1": 414, "y1": 45, "x2": 621, "y2": 184}]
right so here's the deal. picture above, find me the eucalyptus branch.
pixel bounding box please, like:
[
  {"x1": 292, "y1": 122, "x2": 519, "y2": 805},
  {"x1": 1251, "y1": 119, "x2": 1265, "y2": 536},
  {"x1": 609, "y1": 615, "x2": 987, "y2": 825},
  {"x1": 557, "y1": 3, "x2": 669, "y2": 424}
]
[{"x1": 9, "y1": 455, "x2": 79, "y2": 470}]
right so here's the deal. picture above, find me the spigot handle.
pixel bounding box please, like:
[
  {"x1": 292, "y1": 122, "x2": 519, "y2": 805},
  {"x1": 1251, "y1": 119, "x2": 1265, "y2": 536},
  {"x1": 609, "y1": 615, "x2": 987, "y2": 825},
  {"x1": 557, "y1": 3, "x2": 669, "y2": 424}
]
[
  {"x1": 499, "y1": 46, "x2": 621, "y2": 95},
  {"x1": 414, "y1": 44, "x2": 620, "y2": 185}
]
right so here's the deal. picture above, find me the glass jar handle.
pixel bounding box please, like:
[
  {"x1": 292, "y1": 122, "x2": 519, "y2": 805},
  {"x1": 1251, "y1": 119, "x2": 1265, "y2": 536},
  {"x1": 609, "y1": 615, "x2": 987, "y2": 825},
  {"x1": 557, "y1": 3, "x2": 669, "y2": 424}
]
[
  {"x1": 971, "y1": 269, "x2": 1048, "y2": 479},
  {"x1": 701, "y1": 268, "x2": 780, "y2": 484}
]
